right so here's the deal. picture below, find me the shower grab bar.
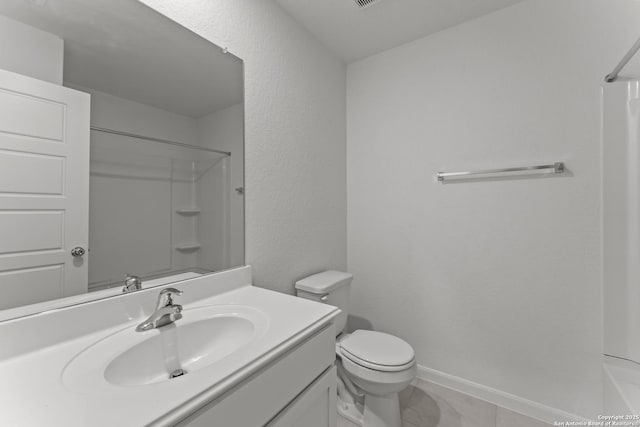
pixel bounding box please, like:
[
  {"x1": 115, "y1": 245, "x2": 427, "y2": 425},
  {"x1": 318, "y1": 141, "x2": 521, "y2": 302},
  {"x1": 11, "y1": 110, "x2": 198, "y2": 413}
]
[
  {"x1": 436, "y1": 162, "x2": 565, "y2": 182},
  {"x1": 605, "y1": 37, "x2": 640, "y2": 83}
]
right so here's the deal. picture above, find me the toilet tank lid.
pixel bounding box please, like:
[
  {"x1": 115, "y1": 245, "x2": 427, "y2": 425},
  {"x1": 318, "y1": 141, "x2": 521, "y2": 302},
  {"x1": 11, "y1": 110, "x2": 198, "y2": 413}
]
[{"x1": 295, "y1": 270, "x2": 353, "y2": 294}]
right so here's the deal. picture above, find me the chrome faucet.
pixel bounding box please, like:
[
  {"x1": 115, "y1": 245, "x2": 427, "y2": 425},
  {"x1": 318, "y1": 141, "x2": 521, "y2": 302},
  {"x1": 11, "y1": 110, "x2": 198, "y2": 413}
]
[
  {"x1": 136, "y1": 288, "x2": 184, "y2": 332},
  {"x1": 123, "y1": 274, "x2": 142, "y2": 293}
]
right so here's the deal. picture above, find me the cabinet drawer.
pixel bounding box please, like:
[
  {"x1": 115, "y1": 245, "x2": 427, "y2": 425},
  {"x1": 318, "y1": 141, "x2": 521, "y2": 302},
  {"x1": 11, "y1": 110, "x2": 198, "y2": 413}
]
[{"x1": 176, "y1": 324, "x2": 336, "y2": 427}]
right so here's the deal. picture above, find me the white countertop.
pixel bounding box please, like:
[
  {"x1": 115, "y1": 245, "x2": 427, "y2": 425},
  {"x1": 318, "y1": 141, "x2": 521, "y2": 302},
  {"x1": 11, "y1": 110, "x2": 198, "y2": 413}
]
[{"x1": 0, "y1": 267, "x2": 339, "y2": 426}]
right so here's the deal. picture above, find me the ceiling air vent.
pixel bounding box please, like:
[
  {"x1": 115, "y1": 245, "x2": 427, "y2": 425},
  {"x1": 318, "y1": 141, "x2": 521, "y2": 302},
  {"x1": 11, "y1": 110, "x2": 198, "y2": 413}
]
[{"x1": 354, "y1": 0, "x2": 381, "y2": 9}]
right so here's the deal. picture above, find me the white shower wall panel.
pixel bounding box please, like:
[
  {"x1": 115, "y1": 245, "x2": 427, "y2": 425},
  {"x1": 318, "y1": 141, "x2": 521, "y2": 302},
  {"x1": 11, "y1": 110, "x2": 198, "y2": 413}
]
[
  {"x1": 603, "y1": 80, "x2": 640, "y2": 365},
  {"x1": 89, "y1": 142, "x2": 173, "y2": 284},
  {"x1": 197, "y1": 158, "x2": 230, "y2": 271},
  {"x1": 84, "y1": 88, "x2": 203, "y2": 286},
  {"x1": 172, "y1": 168, "x2": 200, "y2": 272},
  {"x1": 197, "y1": 104, "x2": 244, "y2": 268}
]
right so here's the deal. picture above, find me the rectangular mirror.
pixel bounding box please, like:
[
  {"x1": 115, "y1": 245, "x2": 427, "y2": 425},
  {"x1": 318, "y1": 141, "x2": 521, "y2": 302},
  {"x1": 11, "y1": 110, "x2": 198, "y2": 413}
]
[{"x1": 0, "y1": 0, "x2": 244, "y2": 319}]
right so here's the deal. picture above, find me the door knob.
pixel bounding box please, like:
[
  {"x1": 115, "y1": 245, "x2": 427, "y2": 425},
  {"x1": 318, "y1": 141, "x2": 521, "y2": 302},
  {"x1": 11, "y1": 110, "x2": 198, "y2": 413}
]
[{"x1": 71, "y1": 246, "x2": 86, "y2": 257}]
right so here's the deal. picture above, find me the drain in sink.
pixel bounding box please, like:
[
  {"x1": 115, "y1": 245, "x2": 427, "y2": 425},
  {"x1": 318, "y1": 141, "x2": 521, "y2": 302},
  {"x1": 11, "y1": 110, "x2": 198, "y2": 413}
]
[{"x1": 169, "y1": 369, "x2": 188, "y2": 379}]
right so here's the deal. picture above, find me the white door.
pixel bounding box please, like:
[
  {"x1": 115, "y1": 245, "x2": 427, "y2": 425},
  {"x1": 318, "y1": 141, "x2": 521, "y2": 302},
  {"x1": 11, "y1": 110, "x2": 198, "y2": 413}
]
[{"x1": 0, "y1": 68, "x2": 90, "y2": 310}]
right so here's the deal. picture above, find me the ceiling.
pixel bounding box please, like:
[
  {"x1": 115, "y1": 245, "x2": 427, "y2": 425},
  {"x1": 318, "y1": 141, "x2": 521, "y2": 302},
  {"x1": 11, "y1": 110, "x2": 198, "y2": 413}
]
[
  {"x1": 0, "y1": 0, "x2": 243, "y2": 118},
  {"x1": 276, "y1": 0, "x2": 526, "y2": 62}
]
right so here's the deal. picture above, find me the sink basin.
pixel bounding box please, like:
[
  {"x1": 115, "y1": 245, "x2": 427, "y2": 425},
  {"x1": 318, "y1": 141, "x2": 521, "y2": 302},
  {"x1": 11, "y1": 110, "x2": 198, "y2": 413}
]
[{"x1": 62, "y1": 305, "x2": 268, "y2": 390}]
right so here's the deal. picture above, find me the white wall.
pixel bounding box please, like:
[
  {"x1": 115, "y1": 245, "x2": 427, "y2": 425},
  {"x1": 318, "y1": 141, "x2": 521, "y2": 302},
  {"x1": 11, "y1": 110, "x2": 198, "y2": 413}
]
[
  {"x1": 140, "y1": 0, "x2": 347, "y2": 294},
  {"x1": 347, "y1": 0, "x2": 640, "y2": 419},
  {"x1": 0, "y1": 15, "x2": 63, "y2": 85},
  {"x1": 82, "y1": 87, "x2": 199, "y2": 146},
  {"x1": 197, "y1": 104, "x2": 245, "y2": 268}
]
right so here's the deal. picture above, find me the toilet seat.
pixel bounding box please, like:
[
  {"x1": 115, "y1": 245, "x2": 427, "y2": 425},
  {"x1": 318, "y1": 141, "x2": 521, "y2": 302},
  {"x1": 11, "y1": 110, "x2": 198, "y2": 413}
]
[
  {"x1": 339, "y1": 351, "x2": 417, "y2": 397},
  {"x1": 339, "y1": 330, "x2": 415, "y2": 372}
]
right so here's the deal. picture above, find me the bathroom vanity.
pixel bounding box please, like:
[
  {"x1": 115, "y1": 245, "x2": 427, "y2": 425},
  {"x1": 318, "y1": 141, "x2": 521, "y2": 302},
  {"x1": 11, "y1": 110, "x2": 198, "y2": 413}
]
[{"x1": 0, "y1": 266, "x2": 339, "y2": 426}]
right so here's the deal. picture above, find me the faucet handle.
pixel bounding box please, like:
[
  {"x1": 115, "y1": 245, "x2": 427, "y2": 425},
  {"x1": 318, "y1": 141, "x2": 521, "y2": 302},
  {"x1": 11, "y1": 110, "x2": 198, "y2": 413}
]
[
  {"x1": 122, "y1": 274, "x2": 142, "y2": 293},
  {"x1": 125, "y1": 274, "x2": 141, "y2": 284},
  {"x1": 160, "y1": 287, "x2": 183, "y2": 296},
  {"x1": 157, "y1": 287, "x2": 183, "y2": 307}
]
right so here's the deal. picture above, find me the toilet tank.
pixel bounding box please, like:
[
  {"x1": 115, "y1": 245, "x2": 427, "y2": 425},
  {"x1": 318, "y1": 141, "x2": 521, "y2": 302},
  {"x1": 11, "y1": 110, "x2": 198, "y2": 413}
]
[{"x1": 295, "y1": 270, "x2": 353, "y2": 334}]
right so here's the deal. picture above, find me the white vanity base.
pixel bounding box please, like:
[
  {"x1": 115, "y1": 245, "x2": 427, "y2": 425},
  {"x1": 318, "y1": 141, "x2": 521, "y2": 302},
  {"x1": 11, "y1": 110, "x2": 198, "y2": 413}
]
[
  {"x1": 180, "y1": 325, "x2": 336, "y2": 426},
  {"x1": 0, "y1": 266, "x2": 340, "y2": 427}
]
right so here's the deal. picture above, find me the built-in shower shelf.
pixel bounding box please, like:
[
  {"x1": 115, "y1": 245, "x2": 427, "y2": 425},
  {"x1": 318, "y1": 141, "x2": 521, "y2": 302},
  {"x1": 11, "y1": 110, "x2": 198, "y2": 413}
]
[
  {"x1": 176, "y1": 208, "x2": 201, "y2": 215},
  {"x1": 175, "y1": 243, "x2": 201, "y2": 251}
]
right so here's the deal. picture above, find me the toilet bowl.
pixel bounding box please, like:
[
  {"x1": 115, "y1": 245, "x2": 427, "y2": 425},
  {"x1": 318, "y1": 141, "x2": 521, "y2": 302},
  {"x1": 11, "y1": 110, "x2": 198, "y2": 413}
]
[
  {"x1": 295, "y1": 271, "x2": 416, "y2": 427},
  {"x1": 336, "y1": 330, "x2": 416, "y2": 427}
]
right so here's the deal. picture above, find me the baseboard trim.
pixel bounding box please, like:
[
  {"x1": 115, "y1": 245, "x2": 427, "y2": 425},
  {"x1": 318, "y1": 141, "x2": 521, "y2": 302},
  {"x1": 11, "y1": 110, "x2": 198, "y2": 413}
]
[{"x1": 415, "y1": 364, "x2": 589, "y2": 424}]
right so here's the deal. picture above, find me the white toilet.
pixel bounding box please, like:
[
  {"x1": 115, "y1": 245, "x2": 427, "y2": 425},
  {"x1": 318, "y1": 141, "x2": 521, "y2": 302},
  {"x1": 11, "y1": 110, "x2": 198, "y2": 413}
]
[{"x1": 295, "y1": 271, "x2": 416, "y2": 427}]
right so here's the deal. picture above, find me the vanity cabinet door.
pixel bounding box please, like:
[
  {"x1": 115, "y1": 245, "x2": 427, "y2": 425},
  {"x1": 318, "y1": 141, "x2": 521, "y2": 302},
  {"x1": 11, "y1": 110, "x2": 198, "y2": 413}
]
[{"x1": 267, "y1": 366, "x2": 337, "y2": 427}]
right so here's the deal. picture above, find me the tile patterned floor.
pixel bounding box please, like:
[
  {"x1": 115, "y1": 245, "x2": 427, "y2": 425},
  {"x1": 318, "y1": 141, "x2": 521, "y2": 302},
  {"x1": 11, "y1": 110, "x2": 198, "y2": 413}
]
[{"x1": 337, "y1": 378, "x2": 551, "y2": 427}]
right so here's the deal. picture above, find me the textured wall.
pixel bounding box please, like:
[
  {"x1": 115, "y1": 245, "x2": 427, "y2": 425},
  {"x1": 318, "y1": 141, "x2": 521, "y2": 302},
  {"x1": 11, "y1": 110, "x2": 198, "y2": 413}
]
[
  {"x1": 140, "y1": 0, "x2": 347, "y2": 293},
  {"x1": 347, "y1": 0, "x2": 640, "y2": 419}
]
